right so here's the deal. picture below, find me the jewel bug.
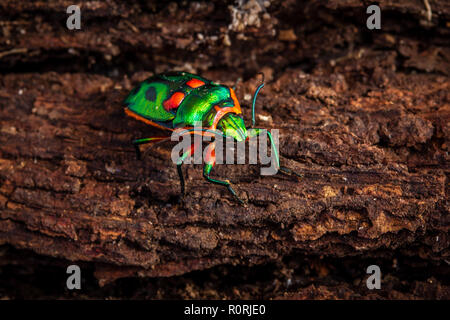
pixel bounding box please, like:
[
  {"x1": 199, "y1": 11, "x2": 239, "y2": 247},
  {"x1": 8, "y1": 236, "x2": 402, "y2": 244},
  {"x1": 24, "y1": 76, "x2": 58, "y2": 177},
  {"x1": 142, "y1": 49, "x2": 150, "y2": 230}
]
[{"x1": 124, "y1": 71, "x2": 301, "y2": 205}]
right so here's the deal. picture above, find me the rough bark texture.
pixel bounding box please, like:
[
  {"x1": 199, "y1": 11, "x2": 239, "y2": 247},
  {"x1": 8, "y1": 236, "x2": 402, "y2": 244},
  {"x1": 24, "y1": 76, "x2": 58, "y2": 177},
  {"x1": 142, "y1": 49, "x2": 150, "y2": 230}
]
[{"x1": 0, "y1": 0, "x2": 449, "y2": 299}]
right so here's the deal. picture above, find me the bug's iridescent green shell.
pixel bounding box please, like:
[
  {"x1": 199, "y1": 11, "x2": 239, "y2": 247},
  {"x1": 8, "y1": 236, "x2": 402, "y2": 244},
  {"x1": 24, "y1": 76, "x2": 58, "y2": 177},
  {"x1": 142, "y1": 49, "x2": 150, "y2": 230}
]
[{"x1": 123, "y1": 71, "x2": 243, "y2": 130}]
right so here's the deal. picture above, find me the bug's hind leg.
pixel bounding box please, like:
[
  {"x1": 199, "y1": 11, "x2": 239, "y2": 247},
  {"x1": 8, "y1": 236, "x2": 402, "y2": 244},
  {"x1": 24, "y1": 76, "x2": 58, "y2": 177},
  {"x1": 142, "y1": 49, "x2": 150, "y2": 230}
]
[
  {"x1": 132, "y1": 137, "x2": 168, "y2": 160},
  {"x1": 176, "y1": 143, "x2": 198, "y2": 196},
  {"x1": 203, "y1": 142, "x2": 245, "y2": 205}
]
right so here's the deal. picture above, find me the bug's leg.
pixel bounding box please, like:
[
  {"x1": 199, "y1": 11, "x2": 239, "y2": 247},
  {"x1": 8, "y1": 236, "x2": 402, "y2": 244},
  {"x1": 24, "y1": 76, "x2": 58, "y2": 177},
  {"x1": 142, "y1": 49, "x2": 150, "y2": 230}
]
[
  {"x1": 248, "y1": 128, "x2": 303, "y2": 178},
  {"x1": 233, "y1": 77, "x2": 242, "y2": 91},
  {"x1": 132, "y1": 137, "x2": 168, "y2": 160},
  {"x1": 203, "y1": 142, "x2": 245, "y2": 205},
  {"x1": 176, "y1": 143, "x2": 197, "y2": 196},
  {"x1": 247, "y1": 128, "x2": 280, "y2": 169}
]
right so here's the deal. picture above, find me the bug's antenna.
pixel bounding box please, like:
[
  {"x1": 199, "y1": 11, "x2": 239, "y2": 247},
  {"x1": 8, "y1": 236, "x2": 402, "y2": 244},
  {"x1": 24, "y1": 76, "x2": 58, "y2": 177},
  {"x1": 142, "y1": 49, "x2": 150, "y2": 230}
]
[
  {"x1": 251, "y1": 72, "x2": 265, "y2": 128},
  {"x1": 233, "y1": 77, "x2": 242, "y2": 91}
]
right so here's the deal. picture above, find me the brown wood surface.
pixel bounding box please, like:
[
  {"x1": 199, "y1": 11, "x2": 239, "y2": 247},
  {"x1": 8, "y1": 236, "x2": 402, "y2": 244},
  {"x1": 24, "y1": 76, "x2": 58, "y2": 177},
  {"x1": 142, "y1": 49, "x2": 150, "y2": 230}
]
[{"x1": 0, "y1": 0, "x2": 448, "y2": 298}]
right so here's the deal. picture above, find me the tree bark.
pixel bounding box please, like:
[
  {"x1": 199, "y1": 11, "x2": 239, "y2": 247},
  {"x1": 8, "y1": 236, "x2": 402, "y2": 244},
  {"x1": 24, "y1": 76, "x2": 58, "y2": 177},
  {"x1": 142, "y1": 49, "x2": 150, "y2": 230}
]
[{"x1": 0, "y1": 0, "x2": 448, "y2": 298}]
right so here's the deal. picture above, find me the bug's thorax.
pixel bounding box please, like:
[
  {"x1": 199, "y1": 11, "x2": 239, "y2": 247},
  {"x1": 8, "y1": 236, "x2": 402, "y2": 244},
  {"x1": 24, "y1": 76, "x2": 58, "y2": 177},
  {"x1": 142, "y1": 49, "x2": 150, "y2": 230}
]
[{"x1": 216, "y1": 113, "x2": 247, "y2": 142}]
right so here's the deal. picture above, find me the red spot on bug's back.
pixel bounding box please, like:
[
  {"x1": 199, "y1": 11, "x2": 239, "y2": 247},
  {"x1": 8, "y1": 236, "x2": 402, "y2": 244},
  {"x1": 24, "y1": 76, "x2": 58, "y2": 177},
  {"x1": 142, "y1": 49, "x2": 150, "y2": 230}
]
[
  {"x1": 186, "y1": 78, "x2": 205, "y2": 88},
  {"x1": 163, "y1": 92, "x2": 185, "y2": 111}
]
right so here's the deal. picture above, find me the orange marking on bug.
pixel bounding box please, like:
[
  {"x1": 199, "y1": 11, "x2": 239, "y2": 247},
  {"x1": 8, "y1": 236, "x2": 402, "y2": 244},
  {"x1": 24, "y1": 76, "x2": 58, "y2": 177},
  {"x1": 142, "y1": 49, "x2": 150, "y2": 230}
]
[
  {"x1": 163, "y1": 92, "x2": 185, "y2": 111},
  {"x1": 124, "y1": 107, "x2": 173, "y2": 131},
  {"x1": 186, "y1": 78, "x2": 205, "y2": 88},
  {"x1": 208, "y1": 87, "x2": 243, "y2": 131},
  {"x1": 204, "y1": 143, "x2": 216, "y2": 165},
  {"x1": 229, "y1": 87, "x2": 242, "y2": 113},
  {"x1": 210, "y1": 106, "x2": 240, "y2": 130}
]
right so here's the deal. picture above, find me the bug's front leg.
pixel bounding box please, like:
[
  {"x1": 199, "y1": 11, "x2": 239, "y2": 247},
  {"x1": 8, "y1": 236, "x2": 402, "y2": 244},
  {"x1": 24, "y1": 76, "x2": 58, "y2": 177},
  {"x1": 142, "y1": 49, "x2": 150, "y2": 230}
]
[
  {"x1": 132, "y1": 137, "x2": 168, "y2": 160},
  {"x1": 247, "y1": 128, "x2": 303, "y2": 178},
  {"x1": 203, "y1": 142, "x2": 245, "y2": 205}
]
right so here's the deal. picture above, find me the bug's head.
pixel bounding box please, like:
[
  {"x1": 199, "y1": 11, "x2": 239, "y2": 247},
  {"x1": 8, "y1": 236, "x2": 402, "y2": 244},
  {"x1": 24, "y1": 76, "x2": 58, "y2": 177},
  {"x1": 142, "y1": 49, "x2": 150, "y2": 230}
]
[{"x1": 217, "y1": 113, "x2": 247, "y2": 142}]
